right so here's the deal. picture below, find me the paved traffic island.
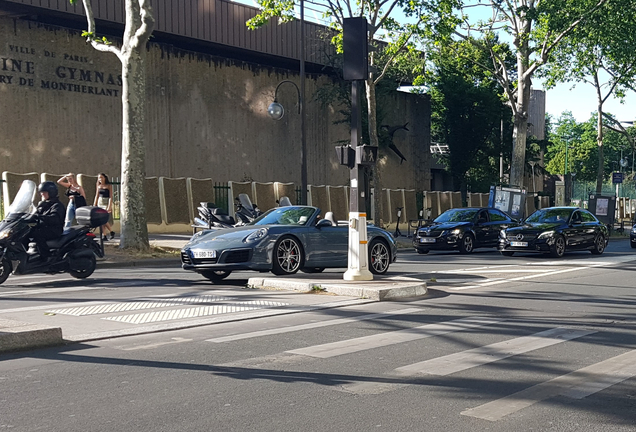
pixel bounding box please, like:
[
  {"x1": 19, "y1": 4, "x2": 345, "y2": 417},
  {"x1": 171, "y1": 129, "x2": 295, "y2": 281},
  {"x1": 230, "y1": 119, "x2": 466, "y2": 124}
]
[
  {"x1": 247, "y1": 275, "x2": 427, "y2": 301},
  {"x1": 0, "y1": 318, "x2": 63, "y2": 353}
]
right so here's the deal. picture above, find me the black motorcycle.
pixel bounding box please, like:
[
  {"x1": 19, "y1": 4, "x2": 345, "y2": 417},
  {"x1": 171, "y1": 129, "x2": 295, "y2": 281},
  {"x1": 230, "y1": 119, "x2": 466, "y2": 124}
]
[{"x1": 0, "y1": 180, "x2": 109, "y2": 284}]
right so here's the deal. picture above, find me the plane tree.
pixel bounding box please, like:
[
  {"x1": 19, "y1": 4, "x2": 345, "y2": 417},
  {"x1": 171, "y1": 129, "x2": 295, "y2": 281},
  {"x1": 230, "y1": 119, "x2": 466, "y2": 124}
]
[
  {"x1": 70, "y1": 0, "x2": 154, "y2": 250},
  {"x1": 543, "y1": 0, "x2": 636, "y2": 192},
  {"x1": 454, "y1": 0, "x2": 614, "y2": 189}
]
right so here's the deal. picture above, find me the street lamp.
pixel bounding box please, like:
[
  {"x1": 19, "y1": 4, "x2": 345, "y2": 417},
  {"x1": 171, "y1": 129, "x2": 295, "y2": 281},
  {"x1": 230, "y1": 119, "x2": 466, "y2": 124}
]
[{"x1": 266, "y1": 0, "x2": 307, "y2": 205}]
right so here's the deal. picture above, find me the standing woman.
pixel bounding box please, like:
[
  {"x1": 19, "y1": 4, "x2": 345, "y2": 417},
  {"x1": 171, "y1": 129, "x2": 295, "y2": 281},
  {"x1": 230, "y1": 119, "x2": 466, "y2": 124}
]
[
  {"x1": 94, "y1": 173, "x2": 115, "y2": 240},
  {"x1": 57, "y1": 173, "x2": 87, "y2": 229}
]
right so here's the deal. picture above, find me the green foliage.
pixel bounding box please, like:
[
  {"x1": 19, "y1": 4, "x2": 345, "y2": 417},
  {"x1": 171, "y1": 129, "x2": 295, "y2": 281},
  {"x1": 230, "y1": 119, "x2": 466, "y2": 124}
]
[
  {"x1": 427, "y1": 39, "x2": 512, "y2": 192},
  {"x1": 544, "y1": 112, "x2": 634, "y2": 181}
]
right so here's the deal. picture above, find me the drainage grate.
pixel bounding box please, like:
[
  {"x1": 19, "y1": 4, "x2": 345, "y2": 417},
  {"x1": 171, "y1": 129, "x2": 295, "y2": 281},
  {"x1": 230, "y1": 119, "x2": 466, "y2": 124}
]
[
  {"x1": 103, "y1": 301, "x2": 290, "y2": 324},
  {"x1": 47, "y1": 295, "x2": 235, "y2": 316}
]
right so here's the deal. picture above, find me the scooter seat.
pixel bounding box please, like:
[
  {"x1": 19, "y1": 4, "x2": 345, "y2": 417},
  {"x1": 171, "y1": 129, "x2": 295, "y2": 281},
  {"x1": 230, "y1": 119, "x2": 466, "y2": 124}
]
[{"x1": 46, "y1": 227, "x2": 86, "y2": 249}]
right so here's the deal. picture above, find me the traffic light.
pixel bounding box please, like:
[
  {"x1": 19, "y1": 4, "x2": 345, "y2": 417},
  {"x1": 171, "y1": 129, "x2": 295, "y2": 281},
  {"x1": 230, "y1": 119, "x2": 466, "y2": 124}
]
[{"x1": 343, "y1": 17, "x2": 368, "y2": 81}]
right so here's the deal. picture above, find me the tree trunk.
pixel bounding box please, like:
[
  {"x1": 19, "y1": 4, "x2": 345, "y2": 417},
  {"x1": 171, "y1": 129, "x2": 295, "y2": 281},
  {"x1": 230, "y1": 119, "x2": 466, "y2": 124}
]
[
  {"x1": 596, "y1": 105, "x2": 604, "y2": 194},
  {"x1": 366, "y1": 77, "x2": 385, "y2": 226},
  {"x1": 119, "y1": 49, "x2": 150, "y2": 250},
  {"x1": 509, "y1": 63, "x2": 531, "y2": 189}
]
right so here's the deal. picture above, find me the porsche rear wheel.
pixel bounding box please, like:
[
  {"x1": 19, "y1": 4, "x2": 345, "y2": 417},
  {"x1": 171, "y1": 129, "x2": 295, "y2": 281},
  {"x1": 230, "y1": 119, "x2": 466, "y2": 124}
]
[
  {"x1": 272, "y1": 236, "x2": 304, "y2": 275},
  {"x1": 369, "y1": 239, "x2": 390, "y2": 275},
  {"x1": 201, "y1": 270, "x2": 232, "y2": 283}
]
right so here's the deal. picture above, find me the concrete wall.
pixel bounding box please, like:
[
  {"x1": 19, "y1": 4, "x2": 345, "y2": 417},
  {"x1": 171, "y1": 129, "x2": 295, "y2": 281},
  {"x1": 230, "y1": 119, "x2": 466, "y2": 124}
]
[{"x1": 0, "y1": 17, "x2": 430, "y2": 192}]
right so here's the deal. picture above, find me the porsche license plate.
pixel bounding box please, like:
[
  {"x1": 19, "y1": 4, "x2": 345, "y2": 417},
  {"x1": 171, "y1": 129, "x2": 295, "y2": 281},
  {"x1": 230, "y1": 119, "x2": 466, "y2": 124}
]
[
  {"x1": 193, "y1": 250, "x2": 217, "y2": 259},
  {"x1": 419, "y1": 237, "x2": 436, "y2": 243},
  {"x1": 510, "y1": 241, "x2": 528, "y2": 247}
]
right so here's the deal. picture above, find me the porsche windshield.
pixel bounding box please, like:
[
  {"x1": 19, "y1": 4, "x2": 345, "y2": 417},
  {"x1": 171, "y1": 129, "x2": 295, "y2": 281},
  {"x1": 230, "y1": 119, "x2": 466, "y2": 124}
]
[
  {"x1": 525, "y1": 208, "x2": 573, "y2": 224},
  {"x1": 434, "y1": 209, "x2": 478, "y2": 223},
  {"x1": 250, "y1": 207, "x2": 316, "y2": 226}
]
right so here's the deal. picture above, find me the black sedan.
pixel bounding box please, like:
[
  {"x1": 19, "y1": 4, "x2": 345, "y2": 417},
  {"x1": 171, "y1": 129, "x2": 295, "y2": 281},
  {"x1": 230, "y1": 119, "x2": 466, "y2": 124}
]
[
  {"x1": 498, "y1": 207, "x2": 609, "y2": 258},
  {"x1": 413, "y1": 207, "x2": 518, "y2": 254},
  {"x1": 630, "y1": 224, "x2": 636, "y2": 248}
]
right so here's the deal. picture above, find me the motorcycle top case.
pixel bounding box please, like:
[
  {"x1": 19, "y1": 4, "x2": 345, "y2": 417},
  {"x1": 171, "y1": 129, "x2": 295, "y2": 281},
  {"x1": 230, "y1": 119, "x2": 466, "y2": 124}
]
[{"x1": 76, "y1": 206, "x2": 110, "y2": 228}]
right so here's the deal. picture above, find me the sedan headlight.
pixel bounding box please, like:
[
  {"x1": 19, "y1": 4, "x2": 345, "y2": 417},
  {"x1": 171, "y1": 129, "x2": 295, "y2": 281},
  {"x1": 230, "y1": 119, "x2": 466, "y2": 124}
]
[
  {"x1": 0, "y1": 228, "x2": 12, "y2": 240},
  {"x1": 245, "y1": 228, "x2": 268, "y2": 243},
  {"x1": 500, "y1": 229, "x2": 507, "y2": 238},
  {"x1": 538, "y1": 230, "x2": 555, "y2": 239},
  {"x1": 451, "y1": 229, "x2": 461, "y2": 235}
]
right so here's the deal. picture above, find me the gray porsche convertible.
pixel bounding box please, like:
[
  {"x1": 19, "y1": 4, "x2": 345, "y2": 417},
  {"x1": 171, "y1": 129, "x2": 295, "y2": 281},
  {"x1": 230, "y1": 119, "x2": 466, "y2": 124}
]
[{"x1": 181, "y1": 205, "x2": 397, "y2": 282}]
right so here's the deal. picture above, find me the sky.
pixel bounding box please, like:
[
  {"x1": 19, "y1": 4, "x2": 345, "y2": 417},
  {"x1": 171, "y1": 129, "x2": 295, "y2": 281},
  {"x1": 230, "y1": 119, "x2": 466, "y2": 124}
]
[{"x1": 540, "y1": 81, "x2": 636, "y2": 124}]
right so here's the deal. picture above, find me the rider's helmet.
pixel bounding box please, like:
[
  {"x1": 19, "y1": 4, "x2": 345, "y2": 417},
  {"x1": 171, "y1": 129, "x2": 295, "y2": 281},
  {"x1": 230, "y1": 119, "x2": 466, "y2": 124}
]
[{"x1": 38, "y1": 181, "x2": 59, "y2": 199}]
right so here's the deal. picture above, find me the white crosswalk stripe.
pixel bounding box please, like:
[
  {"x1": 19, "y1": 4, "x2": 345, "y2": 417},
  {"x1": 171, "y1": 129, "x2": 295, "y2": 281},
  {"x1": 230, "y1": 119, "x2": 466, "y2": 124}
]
[
  {"x1": 462, "y1": 348, "x2": 636, "y2": 421},
  {"x1": 393, "y1": 327, "x2": 595, "y2": 376},
  {"x1": 287, "y1": 317, "x2": 505, "y2": 358}
]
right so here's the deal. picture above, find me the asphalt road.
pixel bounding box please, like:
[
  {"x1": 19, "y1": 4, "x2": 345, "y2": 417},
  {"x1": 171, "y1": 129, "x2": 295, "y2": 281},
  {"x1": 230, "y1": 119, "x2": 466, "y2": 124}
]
[{"x1": 2, "y1": 239, "x2": 636, "y2": 431}]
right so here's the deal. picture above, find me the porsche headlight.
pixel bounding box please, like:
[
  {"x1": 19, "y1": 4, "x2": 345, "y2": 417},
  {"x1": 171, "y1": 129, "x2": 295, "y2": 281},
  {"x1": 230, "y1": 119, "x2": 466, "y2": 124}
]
[
  {"x1": 0, "y1": 228, "x2": 12, "y2": 240},
  {"x1": 245, "y1": 228, "x2": 268, "y2": 242},
  {"x1": 538, "y1": 230, "x2": 555, "y2": 239}
]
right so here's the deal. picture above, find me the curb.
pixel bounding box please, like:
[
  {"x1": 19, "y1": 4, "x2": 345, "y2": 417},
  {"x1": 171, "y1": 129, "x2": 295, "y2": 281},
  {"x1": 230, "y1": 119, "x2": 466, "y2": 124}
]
[
  {"x1": 0, "y1": 319, "x2": 63, "y2": 354},
  {"x1": 248, "y1": 276, "x2": 427, "y2": 301}
]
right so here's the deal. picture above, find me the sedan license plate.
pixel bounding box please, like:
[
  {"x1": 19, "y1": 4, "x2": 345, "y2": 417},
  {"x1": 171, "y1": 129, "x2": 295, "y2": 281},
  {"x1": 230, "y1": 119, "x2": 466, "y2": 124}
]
[
  {"x1": 193, "y1": 250, "x2": 217, "y2": 259},
  {"x1": 510, "y1": 241, "x2": 528, "y2": 247},
  {"x1": 419, "y1": 237, "x2": 436, "y2": 243}
]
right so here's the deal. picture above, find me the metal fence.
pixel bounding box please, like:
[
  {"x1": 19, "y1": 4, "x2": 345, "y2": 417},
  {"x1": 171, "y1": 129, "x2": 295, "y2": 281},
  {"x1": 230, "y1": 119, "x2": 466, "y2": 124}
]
[
  {"x1": 214, "y1": 182, "x2": 231, "y2": 213},
  {"x1": 572, "y1": 180, "x2": 636, "y2": 201}
]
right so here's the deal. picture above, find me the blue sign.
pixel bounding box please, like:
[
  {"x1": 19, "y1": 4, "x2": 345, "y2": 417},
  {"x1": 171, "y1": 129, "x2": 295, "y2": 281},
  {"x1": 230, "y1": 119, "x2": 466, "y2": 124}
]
[{"x1": 612, "y1": 172, "x2": 624, "y2": 184}]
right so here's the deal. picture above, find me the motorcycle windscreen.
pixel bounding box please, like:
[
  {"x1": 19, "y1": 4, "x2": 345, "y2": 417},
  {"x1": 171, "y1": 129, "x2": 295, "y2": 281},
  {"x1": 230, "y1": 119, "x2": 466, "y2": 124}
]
[
  {"x1": 6, "y1": 180, "x2": 36, "y2": 216},
  {"x1": 237, "y1": 193, "x2": 255, "y2": 212}
]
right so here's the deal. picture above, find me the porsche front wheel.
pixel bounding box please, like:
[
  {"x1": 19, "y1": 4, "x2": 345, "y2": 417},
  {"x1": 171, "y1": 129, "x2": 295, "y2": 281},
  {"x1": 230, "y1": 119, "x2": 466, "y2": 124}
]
[{"x1": 272, "y1": 236, "x2": 304, "y2": 275}]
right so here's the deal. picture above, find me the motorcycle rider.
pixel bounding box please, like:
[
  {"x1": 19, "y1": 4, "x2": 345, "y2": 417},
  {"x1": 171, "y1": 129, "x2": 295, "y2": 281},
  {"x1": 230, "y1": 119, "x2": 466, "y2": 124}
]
[{"x1": 24, "y1": 181, "x2": 66, "y2": 260}]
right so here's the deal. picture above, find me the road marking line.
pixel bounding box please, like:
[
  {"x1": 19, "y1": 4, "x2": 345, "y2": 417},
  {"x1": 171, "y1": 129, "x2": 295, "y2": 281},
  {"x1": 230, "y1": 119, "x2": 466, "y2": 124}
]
[
  {"x1": 47, "y1": 295, "x2": 235, "y2": 316},
  {"x1": 104, "y1": 301, "x2": 290, "y2": 324},
  {"x1": 121, "y1": 337, "x2": 192, "y2": 351},
  {"x1": 394, "y1": 327, "x2": 595, "y2": 376},
  {"x1": 287, "y1": 317, "x2": 505, "y2": 359},
  {"x1": 206, "y1": 308, "x2": 424, "y2": 343},
  {"x1": 449, "y1": 264, "x2": 607, "y2": 291},
  {"x1": 462, "y1": 348, "x2": 636, "y2": 421}
]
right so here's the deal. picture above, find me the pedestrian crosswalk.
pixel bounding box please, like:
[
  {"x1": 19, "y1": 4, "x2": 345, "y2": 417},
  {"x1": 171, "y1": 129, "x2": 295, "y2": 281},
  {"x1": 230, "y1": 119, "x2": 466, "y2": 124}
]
[{"x1": 205, "y1": 312, "x2": 636, "y2": 422}]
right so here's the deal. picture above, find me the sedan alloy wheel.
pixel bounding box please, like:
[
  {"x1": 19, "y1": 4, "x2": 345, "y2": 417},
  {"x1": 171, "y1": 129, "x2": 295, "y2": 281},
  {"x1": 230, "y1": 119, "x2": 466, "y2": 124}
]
[
  {"x1": 459, "y1": 234, "x2": 474, "y2": 254},
  {"x1": 591, "y1": 235, "x2": 606, "y2": 255},
  {"x1": 550, "y1": 235, "x2": 566, "y2": 258}
]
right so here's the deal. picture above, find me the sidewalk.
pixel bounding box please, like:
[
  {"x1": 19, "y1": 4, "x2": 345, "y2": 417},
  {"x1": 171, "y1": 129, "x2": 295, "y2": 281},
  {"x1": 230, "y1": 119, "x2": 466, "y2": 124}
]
[{"x1": 1, "y1": 233, "x2": 424, "y2": 354}]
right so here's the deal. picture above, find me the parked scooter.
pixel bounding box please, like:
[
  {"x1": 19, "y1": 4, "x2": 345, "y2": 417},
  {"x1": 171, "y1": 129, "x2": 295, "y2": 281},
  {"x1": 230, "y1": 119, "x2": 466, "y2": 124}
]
[
  {"x1": 0, "y1": 180, "x2": 108, "y2": 285},
  {"x1": 233, "y1": 194, "x2": 263, "y2": 225},
  {"x1": 192, "y1": 194, "x2": 292, "y2": 233}
]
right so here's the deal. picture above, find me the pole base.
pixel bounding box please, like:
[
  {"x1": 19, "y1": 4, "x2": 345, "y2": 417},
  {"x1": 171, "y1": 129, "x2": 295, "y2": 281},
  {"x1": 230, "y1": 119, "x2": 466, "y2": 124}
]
[{"x1": 343, "y1": 268, "x2": 373, "y2": 281}]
